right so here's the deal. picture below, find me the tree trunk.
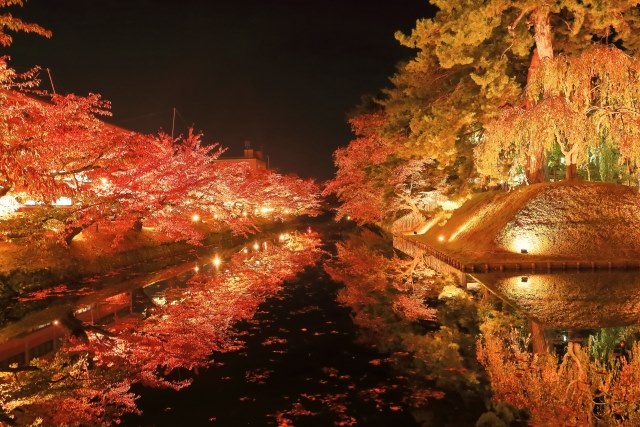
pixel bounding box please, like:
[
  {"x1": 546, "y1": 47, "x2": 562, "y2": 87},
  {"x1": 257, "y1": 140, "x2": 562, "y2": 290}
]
[
  {"x1": 64, "y1": 227, "x2": 81, "y2": 245},
  {"x1": 531, "y1": 8, "x2": 554, "y2": 61},
  {"x1": 526, "y1": 149, "x2": 546, "y2": 184},
  {"x1": 563, "y1": 146, "x2": 579, "y2": 181},
  {"x1": 525, "y1": 51, "x2": 546, "y2": 184},
  {"x1": 529, "y1": 319, "x2": 548, "y2": 354},
  {"x1": 132, "y1": 219, "x2": 143, "y2": 232},
  {"x1": 524, "y1": 8, "x2": 555, "y2": 183}
]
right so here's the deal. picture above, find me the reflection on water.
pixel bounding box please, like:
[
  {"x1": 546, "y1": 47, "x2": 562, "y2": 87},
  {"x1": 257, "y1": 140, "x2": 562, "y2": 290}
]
[
  {"x1": 7, "y1": 226, "x2": 640, "y2": 426},
  {"x1": 473, "y1": 271, "x2": 640, "y2": 328},
  {"x1": 0, "y1": 231, "x2": 323, "y2": 426},
  {"x1": 0, "y1": 266, "x2": 205, "y2": 370}
]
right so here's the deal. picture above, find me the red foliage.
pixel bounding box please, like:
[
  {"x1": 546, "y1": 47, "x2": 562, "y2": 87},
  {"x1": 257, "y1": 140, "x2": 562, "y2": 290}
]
[
  {"x1": 2, "y1": 232, "x2": 323, "y2": 424},
  {"x1": 324, "y1": 113, "x2": 394, "y2": 225}
]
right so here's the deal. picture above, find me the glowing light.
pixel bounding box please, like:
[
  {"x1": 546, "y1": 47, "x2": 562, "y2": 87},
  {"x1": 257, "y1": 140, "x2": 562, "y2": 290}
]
[
  {"x1": 263, "y1": 241, "x2": 268, "y2": 250},
  {"x1": 100, "y1": 177, "x2": 109, "y2": 185},
  {"x1": 24, "y1": 200, "x2": 37, "y2": 206},
  {"x1": 243, "y1": 211, "x2": 248, "y2": 217},
  {"x1": 53, "y1": 196, "x2": 73, "y2": 206},
  {"x1": 152, "y1": 296, "x2": 167, "y2": 306},
  {"x1": 284, "y1": 209, "x2": 291, "y2": 214},
  {"x1": 214, "y1": 214, "x2": 219, "y2": 219},
  {"x1": 194, "y1": 266, "x2": 200, "y2": 273},
  {"x1": 253, "y1": 242, "x2": 260, "y2": 251},
  {"x1": 260, "y1": 206, "x2": 274, "y2": 214},
  {"x1": 448, "y1": 215, "x2": 473, "y2": 241},
  {"x1": 191, "y1": 214, "x2": 201, "y2": 222},
  {"x1": 0, "y1": 196, "x2": 19, "y2": 216},
  {"x1": 52, "y1": 320, "x2": 59, "y2": 326},
  {"x1": 346, "y1": 215, "x2": 351, "y2": 220},
  {"x1": 438, "y1": 235, "x2": 445, "y2": 242},
  {"x1": 438, "y1": 285, "x2": 465, "y2": 300},
  {"x1": 212, "y1": 256, "x2": 221, "y2": 268},
  {"x1": 242, "y1": 247, "x2": 249, "y2": 254},
  {"x1": 509, "y1": 236, "x2": 538, "y2": 254},
  {"x1": 414, "y1": 212, "x2": 445, "y2": 235},
  {"x1": 441, "y1": 200, "x2": 462, "y2": 211}
]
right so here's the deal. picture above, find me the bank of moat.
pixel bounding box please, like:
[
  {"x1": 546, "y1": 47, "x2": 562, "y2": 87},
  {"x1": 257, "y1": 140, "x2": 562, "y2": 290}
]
[{"x1": 405, "y1": 182, "x2": 640, "y2": 268}]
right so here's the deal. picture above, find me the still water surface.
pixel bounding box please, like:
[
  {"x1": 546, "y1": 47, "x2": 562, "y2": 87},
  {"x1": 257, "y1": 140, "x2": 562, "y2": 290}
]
[{"x1": 1, "y1": 228, "x2": 639, "y2": 425}]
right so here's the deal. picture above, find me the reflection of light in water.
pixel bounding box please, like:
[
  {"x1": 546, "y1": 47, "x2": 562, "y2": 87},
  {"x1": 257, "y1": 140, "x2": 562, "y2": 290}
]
[{"x1": 477, "y1": 272, "x2": 640, "y2": 329}]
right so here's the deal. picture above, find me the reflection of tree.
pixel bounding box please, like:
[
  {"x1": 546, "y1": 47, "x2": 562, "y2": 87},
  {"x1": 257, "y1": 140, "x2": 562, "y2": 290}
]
[
  {"x1": 478, "y1": 317, "x2": 640, "y2": 425},
  {"x1": 0, "y1": 232, "x2": 322, "y2": 425},
  {"x1": 325, "y1": 233, "x2": 437, "y2": 341},
  {"x1": 325, "y1": 231, "x2": 485, "y2": 424}
]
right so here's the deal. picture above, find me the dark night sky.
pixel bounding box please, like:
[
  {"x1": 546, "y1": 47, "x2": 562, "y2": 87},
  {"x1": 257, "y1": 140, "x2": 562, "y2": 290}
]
[{"x1": 6, "y1": 0, "x2": 434, "y2": 181}]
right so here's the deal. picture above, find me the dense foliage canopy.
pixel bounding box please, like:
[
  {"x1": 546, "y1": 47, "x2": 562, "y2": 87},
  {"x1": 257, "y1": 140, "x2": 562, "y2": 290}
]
[{"x1": 327, "y1": 0, "x2": 640, "y2": 227}]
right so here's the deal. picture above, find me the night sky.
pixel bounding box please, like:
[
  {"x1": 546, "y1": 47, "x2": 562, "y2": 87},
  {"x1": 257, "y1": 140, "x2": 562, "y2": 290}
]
[{"x1": 6, "y1": 0, "x2": 434, "y2": 180}]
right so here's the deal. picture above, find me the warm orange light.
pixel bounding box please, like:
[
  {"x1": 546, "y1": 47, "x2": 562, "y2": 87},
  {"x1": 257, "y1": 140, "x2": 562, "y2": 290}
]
[
  {"x1": 53, "y1": 196, "x2": 73, "y2": 206},
  {"x1": 242, "y1": 247, "x2": 249, "y2": 254},
  {"x1": 53, "y1": 320, "x2": 59, "y2": 326},
  {"x1": 253, "y1": 242, "x2": 260, "y2": 251},
  {"x1": 212, "y1": 256, "x2": 221, "y2": 268},
  {"x1": 509, "y1": 236, "x2": 538, "y2": 254},
  {"x1": 194, "y1": 266, "x2": 200, "y2": 273},
  {"x1": 438, "y1": 235, "x2": 445, "y2": 242},
  {"x1": 191, "y1": 214, "x2": 200, "y2": 222}
]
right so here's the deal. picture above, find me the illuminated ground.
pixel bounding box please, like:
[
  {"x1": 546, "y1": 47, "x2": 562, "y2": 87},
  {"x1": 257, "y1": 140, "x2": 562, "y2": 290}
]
[{"x1": 411, "y1": 181, "x2": 640, "y2": 264}]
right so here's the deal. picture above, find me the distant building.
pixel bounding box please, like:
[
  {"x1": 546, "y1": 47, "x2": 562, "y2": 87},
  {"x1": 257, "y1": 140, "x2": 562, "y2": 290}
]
[{"x1": 215, "y1": 141, "x2": 268, "y2": 171}]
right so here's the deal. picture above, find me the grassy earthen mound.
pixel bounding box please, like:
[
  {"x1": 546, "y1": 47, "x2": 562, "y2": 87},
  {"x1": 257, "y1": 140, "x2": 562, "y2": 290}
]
[{"x1": 419, "y1": 181, "x2": 640, "y2": 262}]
